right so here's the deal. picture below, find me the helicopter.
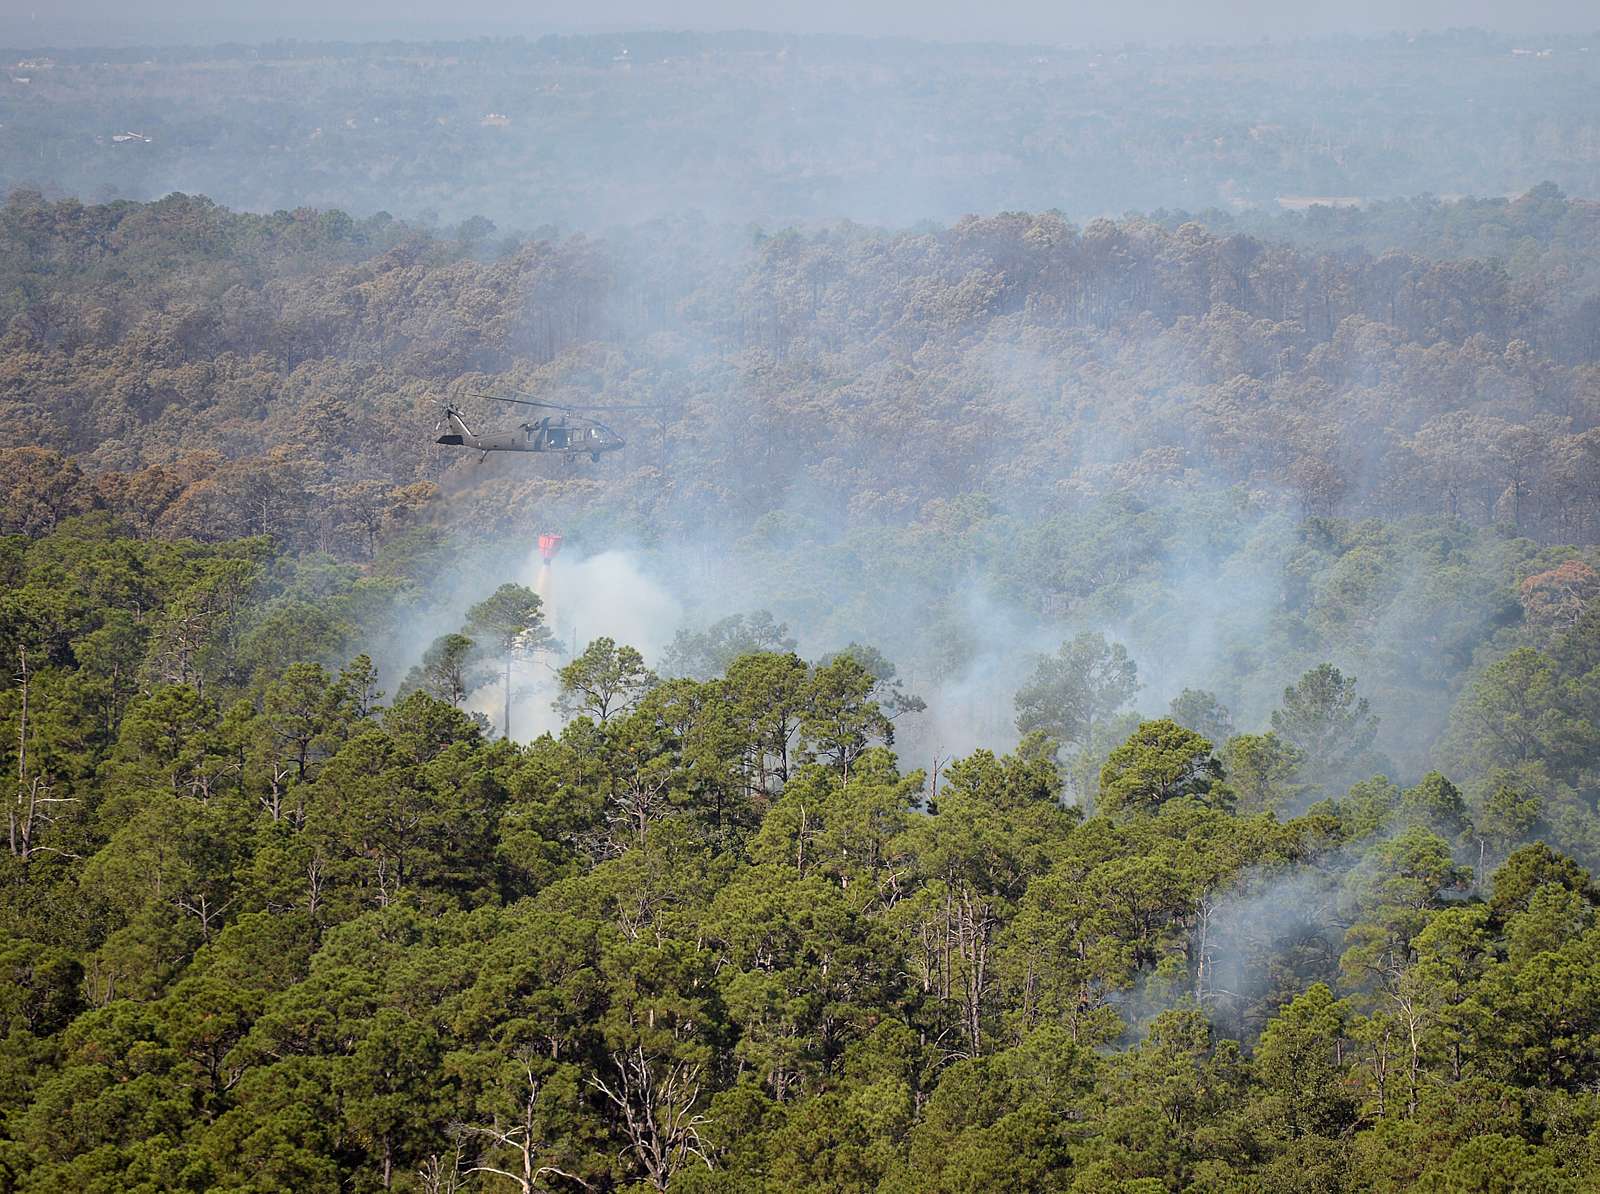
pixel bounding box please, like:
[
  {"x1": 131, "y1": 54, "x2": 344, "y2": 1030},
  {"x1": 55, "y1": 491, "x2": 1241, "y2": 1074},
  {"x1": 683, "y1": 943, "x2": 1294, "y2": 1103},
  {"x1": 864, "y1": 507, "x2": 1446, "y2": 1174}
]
[{"x1": 434, "y1": 394, "x2": 637, "y2": 462}]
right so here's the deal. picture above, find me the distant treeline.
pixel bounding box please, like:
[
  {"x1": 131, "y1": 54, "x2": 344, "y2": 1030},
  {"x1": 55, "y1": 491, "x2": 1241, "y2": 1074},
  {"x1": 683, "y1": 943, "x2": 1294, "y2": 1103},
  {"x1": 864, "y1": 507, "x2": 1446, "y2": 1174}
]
[
  {"x1": 2, "y1": 187, "x2": 1599, "y2": 555},
  {"x1": 1, "y1": 29, "x2": 1597, "y2": 227}
]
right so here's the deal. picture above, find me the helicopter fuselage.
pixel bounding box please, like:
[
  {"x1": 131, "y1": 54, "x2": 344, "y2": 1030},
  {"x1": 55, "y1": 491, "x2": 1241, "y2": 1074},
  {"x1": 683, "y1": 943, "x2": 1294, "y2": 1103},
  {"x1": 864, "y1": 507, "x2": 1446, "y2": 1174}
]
[{"x1": 435, "y1": 408, "x2": 625, "y2": 459}]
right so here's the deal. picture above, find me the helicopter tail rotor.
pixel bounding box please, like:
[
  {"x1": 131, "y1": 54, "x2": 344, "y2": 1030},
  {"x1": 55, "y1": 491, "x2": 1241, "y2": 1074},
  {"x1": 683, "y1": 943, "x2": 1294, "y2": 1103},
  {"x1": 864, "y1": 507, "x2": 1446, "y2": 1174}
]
[{"x1": 434, "y1": 403, "x2": 470, "y2": 446}]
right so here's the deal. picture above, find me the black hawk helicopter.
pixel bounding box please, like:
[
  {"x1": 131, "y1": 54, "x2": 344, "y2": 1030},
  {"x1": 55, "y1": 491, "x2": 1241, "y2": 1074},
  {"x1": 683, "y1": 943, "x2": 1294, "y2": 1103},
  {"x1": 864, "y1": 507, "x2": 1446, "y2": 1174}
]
[{"x1": 434, "y1": 394, "x2": 640, "y2": 462}]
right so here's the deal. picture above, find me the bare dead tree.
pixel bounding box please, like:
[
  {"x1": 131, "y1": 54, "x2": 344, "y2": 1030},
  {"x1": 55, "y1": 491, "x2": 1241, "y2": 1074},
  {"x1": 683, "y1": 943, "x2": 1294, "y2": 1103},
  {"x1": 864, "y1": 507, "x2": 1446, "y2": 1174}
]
[
  {"x1": 586, "y1": 1047, "x2": 711, "y2": 1191},
  {"x1": 951, "y1": 883, "x2": 997, "y2": 1060},
  {"x1": 10, "y1": 774, "x2": 80, "y2": 863},
  {"x1": 11, "y1": 646, "x2": 78, "y2": 863},
  {"x1": 605, "y1": 757, "x2": 674, "y2": 850},
  {"x1": 175, "y1": 890, "x2": 238, "y2": 941},
  {"x1": 456, "y1": 1060, "x2": 594, "y2": 1194},
  {"x1": 305, "y1": 852, "x2": 326, "y2": 922},
  {"x1": 416, "y1": 1139, "x2": 468, "y2": 1194}
]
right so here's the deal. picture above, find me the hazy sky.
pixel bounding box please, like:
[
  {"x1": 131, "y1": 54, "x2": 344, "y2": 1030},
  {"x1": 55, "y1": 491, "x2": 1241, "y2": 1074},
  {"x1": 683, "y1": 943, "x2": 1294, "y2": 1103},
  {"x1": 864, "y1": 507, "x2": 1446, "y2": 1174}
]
[{"x1": 4, "y1": 0, "x2": 1596, "y2": 46}]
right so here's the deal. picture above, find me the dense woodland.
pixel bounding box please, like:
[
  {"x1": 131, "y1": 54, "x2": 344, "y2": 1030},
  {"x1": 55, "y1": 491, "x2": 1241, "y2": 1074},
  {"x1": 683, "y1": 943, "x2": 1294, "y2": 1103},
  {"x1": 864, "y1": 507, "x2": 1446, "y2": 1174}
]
[
  {"x1": 5, "y1": 65, "x2": 1600, "y2": 1191},
  {"x1": 4, "y1": 515, "x2": 1600, "y2": 1192},
  {"x1": 3, "y1": 183, "x2": 1600, "y2": 546}
]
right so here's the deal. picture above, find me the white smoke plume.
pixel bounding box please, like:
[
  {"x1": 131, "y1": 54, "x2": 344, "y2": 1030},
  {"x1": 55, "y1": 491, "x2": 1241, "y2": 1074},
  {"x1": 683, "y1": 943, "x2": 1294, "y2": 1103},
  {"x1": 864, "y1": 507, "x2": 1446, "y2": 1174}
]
[{"x1": 504, "y1": 544, "x2": 684, "y2": 740}]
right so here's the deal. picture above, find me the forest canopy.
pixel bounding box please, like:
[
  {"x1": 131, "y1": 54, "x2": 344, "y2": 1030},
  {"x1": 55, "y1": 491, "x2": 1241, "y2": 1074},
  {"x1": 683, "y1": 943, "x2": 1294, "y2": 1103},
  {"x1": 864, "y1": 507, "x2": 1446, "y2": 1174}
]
[
  {"x1": 4, "y1": 514, "x2": 1600, "y2": 1191},
  {"x1": 3, "y1": 184, "x2": 1600, "y2": 548},
  {"x1": 4, "y1": 41, "x2": 1600, "y2": 1188}
]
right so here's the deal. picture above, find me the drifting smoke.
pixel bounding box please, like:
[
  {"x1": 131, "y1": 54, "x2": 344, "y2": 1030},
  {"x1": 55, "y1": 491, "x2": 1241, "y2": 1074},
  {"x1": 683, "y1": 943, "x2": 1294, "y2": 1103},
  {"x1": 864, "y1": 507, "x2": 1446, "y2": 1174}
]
[
  {"x1": 515, "y1": 546, "x2": 683, "y2": 661},
  {"x1": 501, "y1": 545, "x2": 684, "y2": 740},
  {"x1": 1197, "y1": 862, "x2": 1345, "y2": 1038},
  {"x1": 889, "y1": 583, "x2": 1043, "y2": 777},
  {"x1": 393, "y1": 478, "x2": 1469, "y2": 810}
]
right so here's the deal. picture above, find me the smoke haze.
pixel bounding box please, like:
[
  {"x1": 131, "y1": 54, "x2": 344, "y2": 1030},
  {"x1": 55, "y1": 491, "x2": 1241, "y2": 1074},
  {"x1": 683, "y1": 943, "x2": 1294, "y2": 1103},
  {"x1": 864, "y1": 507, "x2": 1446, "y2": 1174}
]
[
  {"x1": 9, "y1": 1, "x2": 1600, "y2": 45},
  {"x1": 11, "y1": 1, "x2": 1600, "y2": 1187}
]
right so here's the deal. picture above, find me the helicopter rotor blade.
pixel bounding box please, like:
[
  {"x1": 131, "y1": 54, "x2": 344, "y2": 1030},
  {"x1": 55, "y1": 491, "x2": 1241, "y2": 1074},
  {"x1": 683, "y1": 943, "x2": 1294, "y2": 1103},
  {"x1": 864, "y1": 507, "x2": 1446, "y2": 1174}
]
[
  {"x1": 476, "y1": 393, "x2": 572, "y2": 412},
  {"x1": 472, "y1": 391, "x2": 668, "y2": 414},
  {"x1": 580, "y1": 403, "x2": 669, "y2": 413}
]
